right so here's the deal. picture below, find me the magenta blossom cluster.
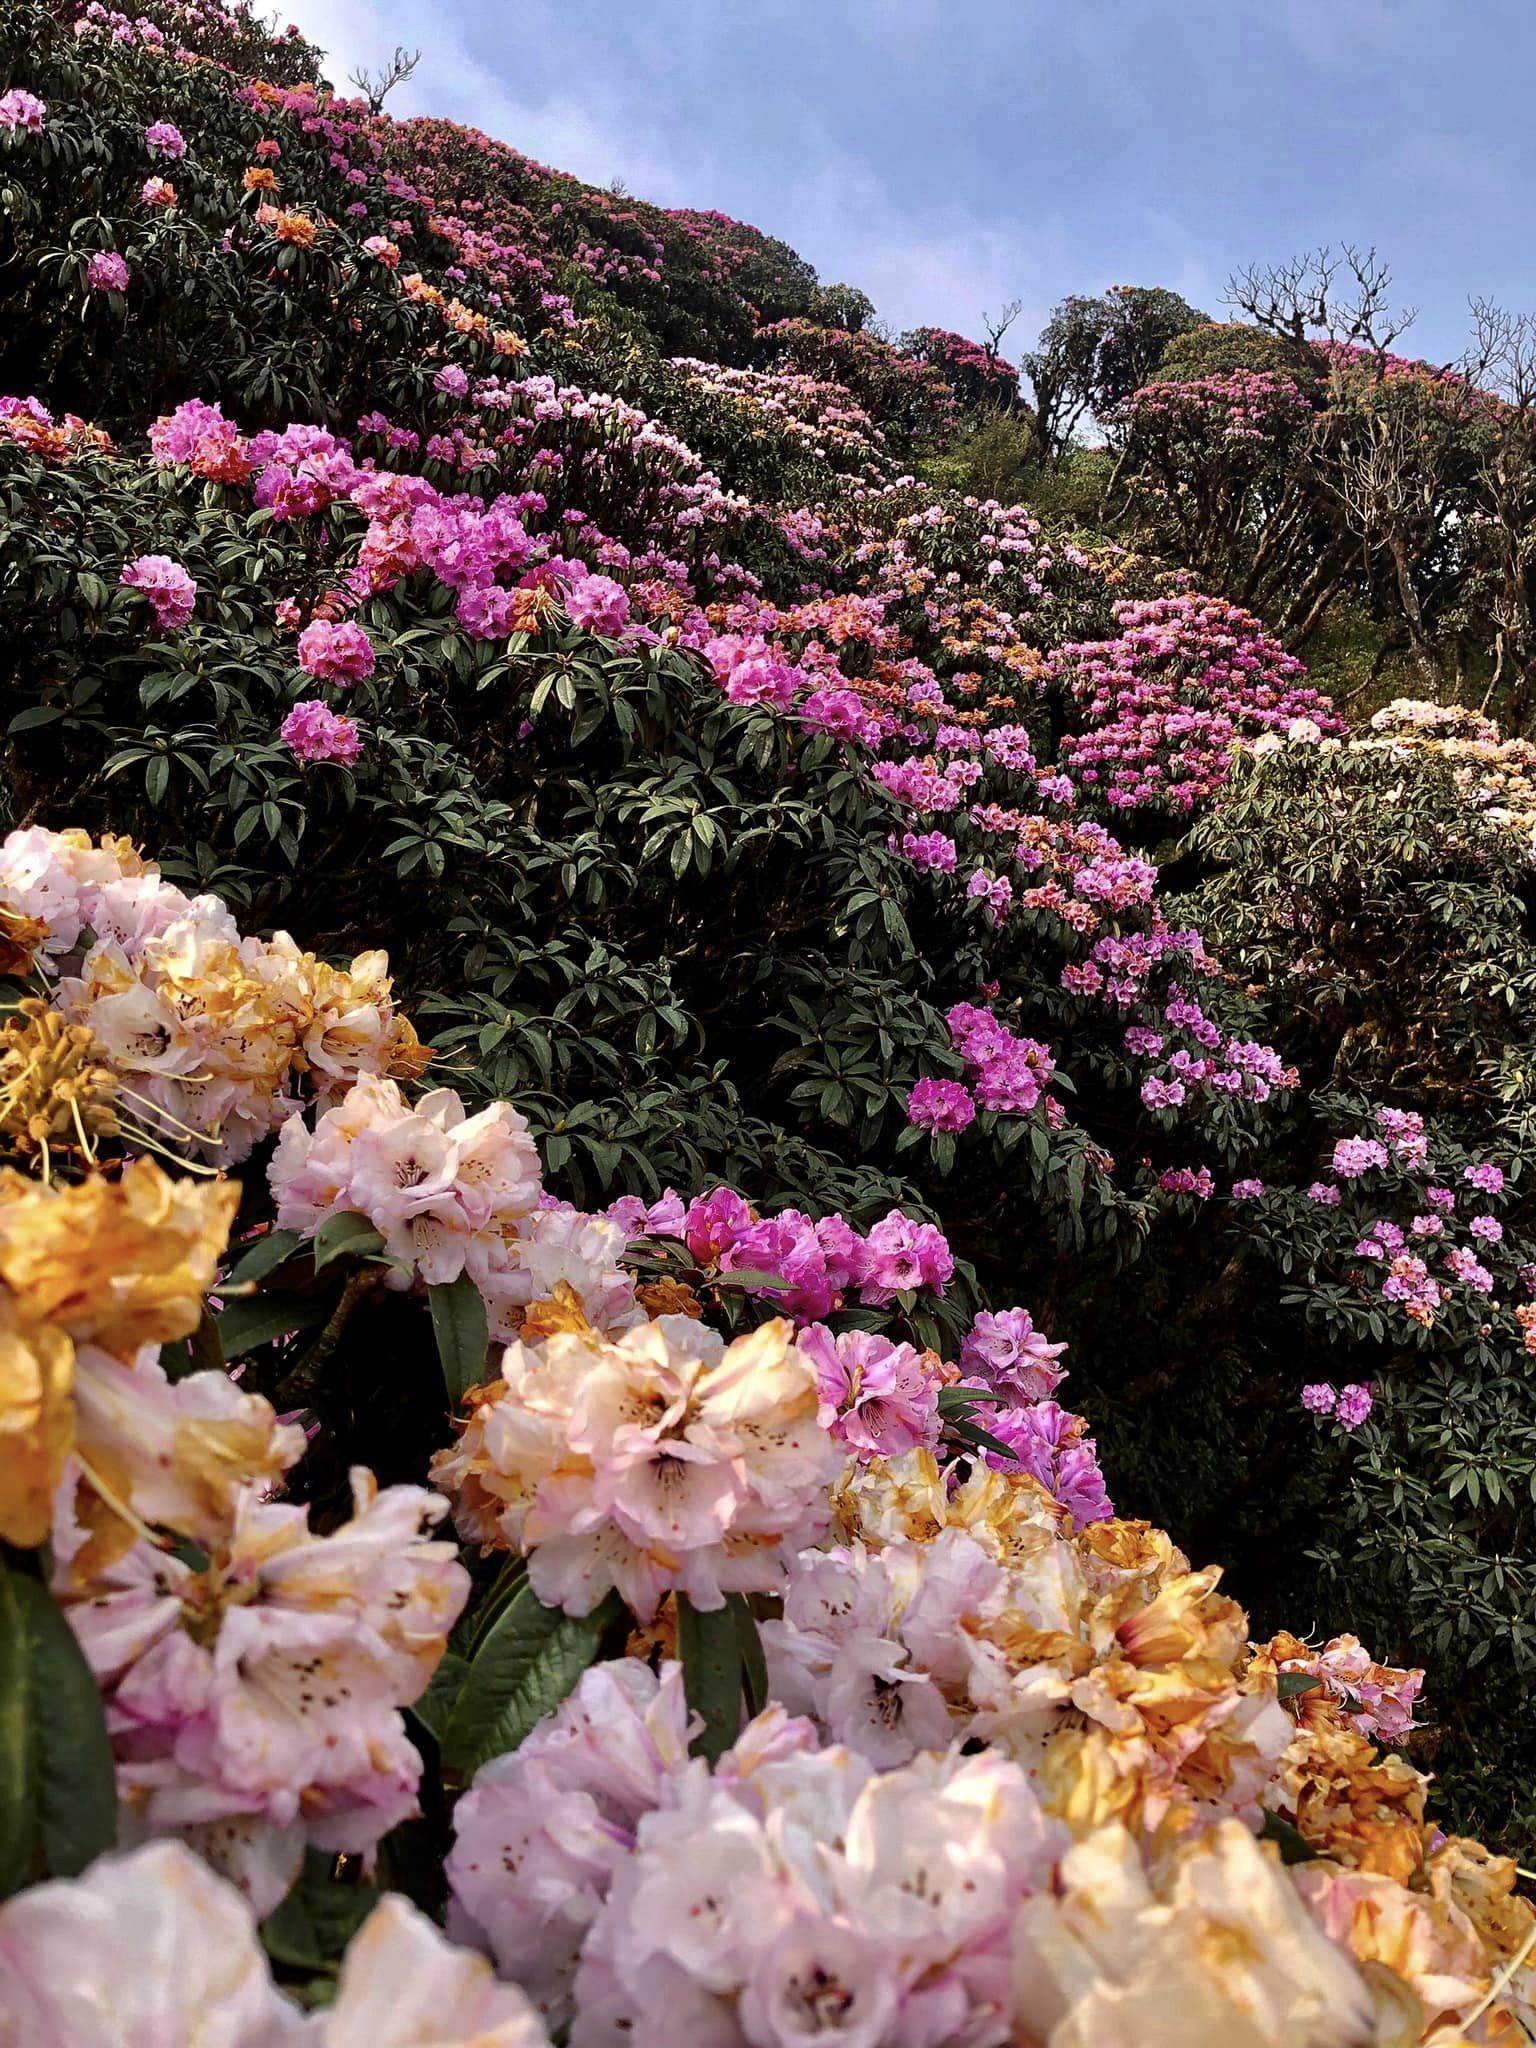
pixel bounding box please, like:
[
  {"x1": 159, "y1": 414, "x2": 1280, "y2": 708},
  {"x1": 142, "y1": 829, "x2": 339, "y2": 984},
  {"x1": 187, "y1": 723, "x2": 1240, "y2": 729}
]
[
  {"x1": 1054, "y1": 594, "x2": 1343, "y2": 814},
  {"x1": 958, "y1": 1305, "x2": 1067, "y2": 1401},
  {"x1": 563, "y1": 566, "x2": 631, "y2": 635},
  {"x1": 615, "y1": 1185, "x2": 956, "y2": 1323},
  {"x1": 0, "y1": 88, "x2": 46, "y2": 132},
  {"x1": 799, "y1": 1324, "x2": 941, "y2": 1458},
  {"x1": 982, "y1": 1399, "x2": 1113, "y2": 1524},
  {"x1": 119, "y1": 554, "x2": 196, "y2": 629},
  {"x1": 296, "y1": 617, "x2": 375, "y2": 684},
  {"x1": 906, "y1": 1076, "x2": 975, "y2": 1133},
  {"x1": 281, "y1": 699, "x2": 362, "y2": 765},
  {"x1": 1302, "y1": 1382, "x2": 1374, "y2": 1431},
  {"x1": 945, "y1": 1000, "x2": 1056, "y2": 1114},
  {"x1": 85, "y1": 250, "x2": 129, "y2": 293},
  {"x1": 143, "y1": 120, "x2": 186, "y2": 158}
]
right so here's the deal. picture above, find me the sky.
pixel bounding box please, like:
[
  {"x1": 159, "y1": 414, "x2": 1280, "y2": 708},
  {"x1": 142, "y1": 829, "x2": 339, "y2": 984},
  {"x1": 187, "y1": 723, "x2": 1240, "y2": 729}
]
[{"x1": 282, "y1": 0, "x2": 1536, "y2": 368}]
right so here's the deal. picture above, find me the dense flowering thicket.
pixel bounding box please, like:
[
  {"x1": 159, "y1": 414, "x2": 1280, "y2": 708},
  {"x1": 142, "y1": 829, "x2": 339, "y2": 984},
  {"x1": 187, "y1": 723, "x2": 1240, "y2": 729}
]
[{"x1": 6, "y1": 0, "x2": 1536, "y2": 2035}]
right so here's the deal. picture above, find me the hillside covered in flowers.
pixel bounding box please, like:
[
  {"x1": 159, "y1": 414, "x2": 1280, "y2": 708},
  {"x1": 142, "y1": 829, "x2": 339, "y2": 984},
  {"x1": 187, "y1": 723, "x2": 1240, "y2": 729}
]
[{"x1": 5, "y1": 1, "x2": 1536, "y2": 2040}]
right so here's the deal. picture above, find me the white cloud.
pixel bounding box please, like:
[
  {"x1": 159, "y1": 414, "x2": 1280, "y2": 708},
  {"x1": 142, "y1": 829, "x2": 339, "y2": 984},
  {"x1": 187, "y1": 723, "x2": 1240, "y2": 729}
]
[{"x1": 278, "y1": 0, "x2": 1183, "y2": 348}]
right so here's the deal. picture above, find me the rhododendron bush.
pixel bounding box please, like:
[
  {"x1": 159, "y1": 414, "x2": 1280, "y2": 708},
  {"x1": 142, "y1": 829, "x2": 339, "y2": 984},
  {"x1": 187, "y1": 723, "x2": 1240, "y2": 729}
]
[{"x1": 6, "y1": 0, "x2": 1536, "y2": 2032}]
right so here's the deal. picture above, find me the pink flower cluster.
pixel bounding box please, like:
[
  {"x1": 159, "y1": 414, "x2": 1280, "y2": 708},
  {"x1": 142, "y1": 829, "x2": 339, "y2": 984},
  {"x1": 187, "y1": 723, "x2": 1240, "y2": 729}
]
[
  {"x1": 269, "y1": 1075, "x2": 546, "y2": 1328},
  {"x1": 563, "y1": 567, "x2": 631, "y2": 635},
  {"x1": 64, "y1": 1469, "x2": 468, "y2": 1914},
  {"x1": 1301, "y1": 1382, "x2": 1374, "y2": 1431},
  {"x1": 652, "y1": 1185, "x2": 956, "y2": 1320},
  {"x1": 959, "y1": 1306, "x2": 1068, "y2": 1401},
  {"x1": 1269, "y1": 1634, "x2": 1424, "y2": 1744},
  {"x1": 1054, "y1": 596, "x2": 1342, "y2": 814},
  {"x1": 281, "y1": 698, "x2": 361, "y2": 764},
  {"x1": 0, "y1": 88, "x2": 46, "y2": 132},
  {"x1": 572, "y1": 1734, "x2": 1048, "y2": 2048},
  {"x1": 945, "y1": 1000, "x2": 1056, "y2": 1115},
  {"x1": 446, "y1": 1660, "x2": 694, "y2": 2025},
  {"x1": 430, "y1": 1316, "x2": 840, "y2": 1619},
  {"x1": 85, "y1": 250, "x2": 129, "y2": 293},
  {"x1": 119, "y1": 553, "x2": 197, "y2": 629},
  {"x1": 144, "y1": 120, "x2": 186, "y2": 158},
  {"x1": 981, "y1": 1399, "x2": 1113, "y2": 1523},
  {"x1": 800, "y1": 1323, "x2": 942, "y2": 1457},
  {"x1": 149, "y1": 397, "x2": 252, "y2": 483},
  {"x1": 906, "y1": 1076, "x2": 975, "y2": 1133},
  {"x1": 250, "y1": 422, "x2": 359, "y2": 520},
  {"x1": 297, "y1": 616, "x2": 376, "y2": 684}
]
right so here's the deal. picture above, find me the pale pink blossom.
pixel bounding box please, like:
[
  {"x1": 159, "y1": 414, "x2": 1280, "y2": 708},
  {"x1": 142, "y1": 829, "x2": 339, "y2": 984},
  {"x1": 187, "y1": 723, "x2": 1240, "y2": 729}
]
[{"x1": 61, "y1": 1468, "x2": 469, "y2": 1913}]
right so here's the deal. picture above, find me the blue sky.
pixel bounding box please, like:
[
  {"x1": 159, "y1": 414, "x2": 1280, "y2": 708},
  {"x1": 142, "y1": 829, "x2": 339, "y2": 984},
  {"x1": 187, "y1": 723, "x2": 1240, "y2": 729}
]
[{"x1": 287, "y1": 0, "x2": 1531, "y2": 367}]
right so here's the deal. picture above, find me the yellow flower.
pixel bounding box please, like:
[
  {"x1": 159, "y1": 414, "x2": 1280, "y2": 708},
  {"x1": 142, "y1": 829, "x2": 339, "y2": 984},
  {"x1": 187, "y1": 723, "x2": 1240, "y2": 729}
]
[
  {"x1": 0, "y1": 1161, "x2": 237, "y2": 1548},
  {"x1": 1271, "y1": 1722, "x2": 1428, "y2": 1880},
  {"x1": 0, "y1": 1310, "x2": 74, "y2": 1549},
  {"x1": 0, "y1": 998, "x2": 119, "y2": 1169}
]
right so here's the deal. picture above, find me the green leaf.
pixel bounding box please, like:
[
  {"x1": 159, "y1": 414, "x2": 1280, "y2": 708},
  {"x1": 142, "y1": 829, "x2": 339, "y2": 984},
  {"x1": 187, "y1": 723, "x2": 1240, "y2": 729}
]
[
  {"x1": 313, "y1": 1213, "x2": 385, "y2": 1270},
  {"x1": 731, "y1": 1594, "x2": 768, "y2": 1718},
  {"x1": 7, "y1": 705, "x2": 66, "y2": 734},
  {"x1": 0, "y1": 1556, "x2": 118, "y2": 1897},
  {"x1": 161, "y1": 1303, "x2": 224, "y2": 1382},
  {"x1": 213, "y1": 1291, "x2": 326, "y2": 1359},
  {"x1": 945, "y1": 1414, "x2": 1018, "y2": 1462},
  {"x1": 1276, "y1": 1671, "x2": 1323, "y2": 1701},
  {"x1": 937, "y1": 1385, "x2": 1010, "y2": 1411},
  {"x1": 227, "y1": 1227, "x2": 304, "y2": 1286},
  {"x1": 1259, "y1": 1809, "x2": 1317, "y2": 1865},
  {"x1": 260, "y1": 1848, "x2": 379, "y2": 1975},
  {"x1": 430, "y1": 1274, "x2": 489, "y2": 1406},
  {"x1": 407, "y1": 1650, "x2": 469, "y2": 1745},
  {"x1": 677, "y1": 1592, "x2": 743, "y2": 1765},
  {"x1": 441, "y1": 1582, "x2": 619, "y2": 1777},
  {"x1": 711, "y1": 1267, "x2": 793, "y2": 1293}
]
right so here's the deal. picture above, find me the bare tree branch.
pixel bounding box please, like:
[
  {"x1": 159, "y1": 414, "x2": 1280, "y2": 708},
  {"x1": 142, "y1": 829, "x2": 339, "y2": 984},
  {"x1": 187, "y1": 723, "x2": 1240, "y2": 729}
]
[{"x1": 349, "y1": 45, "x2": 420, "y2": 116}]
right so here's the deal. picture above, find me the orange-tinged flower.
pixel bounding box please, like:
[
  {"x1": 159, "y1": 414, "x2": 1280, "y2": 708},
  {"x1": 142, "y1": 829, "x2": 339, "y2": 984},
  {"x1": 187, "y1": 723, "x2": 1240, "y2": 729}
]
[
  {"x1": 0, "y1": 900, "x2": 47, "y2": 978},
  {"x1": 1271, "y1": 1722, "x2": 1427, "y2": 1879},
  {"x1": 271, "y1": 209, "x2": 317, "y2": 247},
  {"x1": 242, "y1": 165, "x2": 277, "y2": 193},
  {"x1": 0, "y1": 1312, "x2": 74, "y2": 1548},
  {"x1": 0, "y1": 1160, "x2": 236, "y2": 1547}
]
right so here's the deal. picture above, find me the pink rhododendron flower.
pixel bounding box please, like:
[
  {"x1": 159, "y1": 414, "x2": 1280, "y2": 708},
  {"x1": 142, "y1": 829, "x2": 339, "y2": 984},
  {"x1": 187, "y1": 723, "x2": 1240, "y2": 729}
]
[
  {"x1": 141, "y1": 174, "x2": 176, "y2": 206},
  {"x1": 1335, "y1": 1382, "x2": 1373, "y2": 1430},
  {"x1": 120, "y1": 553, "x2": 196, "y2": 629},
  {"x1": 0, "y1": 1840, "x2": 551, "y2": 2046},
  {"x1": 144, "y1": 120, "x2": 186, "y2": 157},
  {"x1": 61, "y1": 1468, "x2": 469, "y2": 1913},
  {"x1": 959, "y1": 1306, "x2": 1067, "y2": 1401},
  {"x1": 86, "y1": 250, "x2": 129, "y2": 292},
  {"x1": 150, "y1": 397, "x2": 251, "y2": 482},
  {"x1": 269, "y1": 1074, "x2": 544, "y2": 1317},
  {"x1": 281, "y1": 698, "x2": 361, "y2": 764},
  {"x1": 1231, "y1": 1177, "x2": 1265, "y2": 1198},
  {"x1": 572, "y1": 1741, "x2": 1054, "y2": 2048},
  {"x1": 297, "y1": 616, "x2": 375, "y2": 684},
  {"x1": 0, "y1": 88, "x2": 46, "y2": 132},
  {"x1": 983, "y1": 1398, "x2": 1113, "y2": 1524},
  {"x1": 1270, "y1": 1634, "x2": 1424, "y2": 1743},
  {"x1": 799, "y1": 1324, "x2": 941, "y2": 1457},
  {"x1": 1332, "y1": 1136, "x2": 1389, "y2": 1179},
  {"x1": 906, "y1": 1076, "x2": 975, "y2": 1132},
  {"x1": 1302, "y1": 1383, "x2": 1338, "y2": 1415},
  {"x1": 447, "y1": 1659, "x2": 695, "y2": 2025},
  {"x1": 859, "y1": 1208, "x2": 954, "y2": 1303},
  {"x1": 430, "y1": 1316, "x2": 840, "y2": 1620},
  {"x1": 564, "y1": 569, "x2": 631, "y2": 635}
]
